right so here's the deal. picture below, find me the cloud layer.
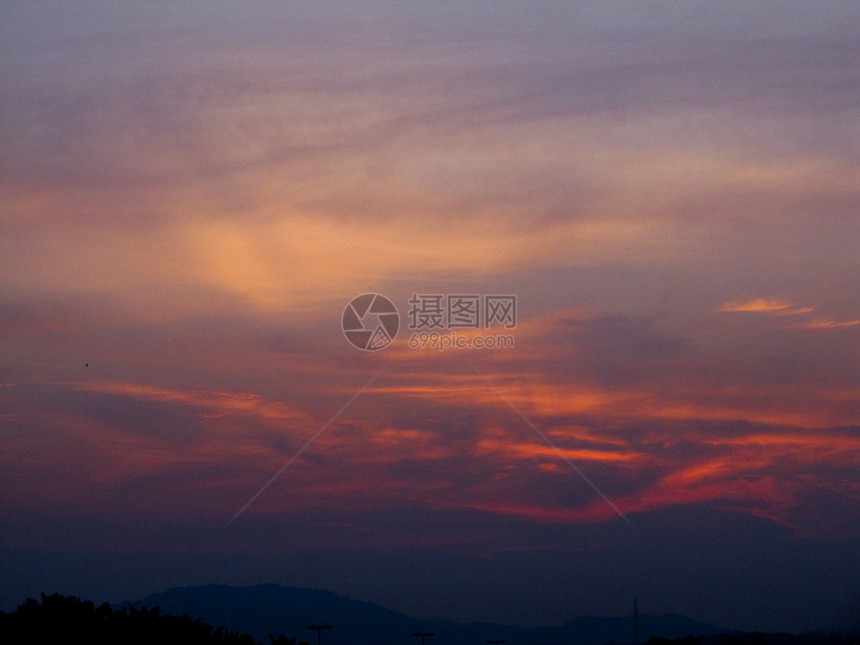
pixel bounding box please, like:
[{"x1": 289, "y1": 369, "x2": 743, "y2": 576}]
[{"x1": 1, "y1": 0, "x2": 859, "y2": 633}]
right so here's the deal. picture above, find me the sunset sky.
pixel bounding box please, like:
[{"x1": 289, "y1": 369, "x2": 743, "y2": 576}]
[{"x1": 1, "y1": 1, "x2": 859, "y2": 634}]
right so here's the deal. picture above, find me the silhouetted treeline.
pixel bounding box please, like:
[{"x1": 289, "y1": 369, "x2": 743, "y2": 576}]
[
  {"x1": 0, "y1": 593, "x2": 309, "y2": 645},
  {"x1": 1, "y1": 593, "x2": 857, "y2": 645},
  {"x1": 647, "y1": 632, "x2": 859, "y2": 645}
]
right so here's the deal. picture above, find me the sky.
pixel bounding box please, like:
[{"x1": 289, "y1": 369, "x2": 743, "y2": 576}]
[{"x1": 1, "y1": 0, "x2": 859, "y2": 635}]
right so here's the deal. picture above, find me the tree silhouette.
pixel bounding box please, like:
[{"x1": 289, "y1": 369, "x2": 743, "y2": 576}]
[
  {"x1": 0, "y1": 593, "x2": 300, "y2": 645},
  {"x1": 270, "y1": 635, "x2": 310, "y2": 645}
]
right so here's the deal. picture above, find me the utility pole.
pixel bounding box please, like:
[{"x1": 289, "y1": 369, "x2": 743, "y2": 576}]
[
  {"x1": 307, "y1": 624, "x2": 332, "y2": 645},
  {"x1": 413, "y1": 632, "x2": 435, "y2": 645},
  {"x1": 634, "y1": 598, "x2": 639, "y2": 645}
]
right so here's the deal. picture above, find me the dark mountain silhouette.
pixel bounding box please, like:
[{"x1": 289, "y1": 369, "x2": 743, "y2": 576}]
[{"x1": 123, "y1": 584, "x2": 728, "y2": 645}]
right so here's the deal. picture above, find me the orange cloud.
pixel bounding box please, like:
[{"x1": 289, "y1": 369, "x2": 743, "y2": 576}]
[
  {"x1": 377, "y1": 372, "x2": 856, "y2": 429},
  {"x1": 716, "y1": 298, "x2": 803, "y2": 313},
  {"x1": 73, "y1": 380, "x2": 311, "y2": 423},
  {"x1": 798, "y1": 318, "x2": 860, "y2": 330},
  {"x1": 474, "y1": 437, "x2": 641, "y2": 464},
  {"x1": 714, "y1": 298, "x2": 860, "y2": 330}
]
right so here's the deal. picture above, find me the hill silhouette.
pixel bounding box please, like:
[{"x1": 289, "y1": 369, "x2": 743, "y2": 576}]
[
  {"x1": 4, "y1": 589, "x2": 858, "y2": 645},
  {"x1": 0, "y1": 591, "x2": 300, "y2": 644},
  {"x1": 124, "y1": 583, "x2": 727, "y2": 645}
]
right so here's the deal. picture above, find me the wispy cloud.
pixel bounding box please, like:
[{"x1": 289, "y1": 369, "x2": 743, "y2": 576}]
[
  {"x1": 716, "y1": 298, "x2": 860, "y2": 331},
  {"x1": 798, "y1": 318, "x2": 860, "y2": 330},
  {"x1": 73, "y1": 381, "x2": 311, "y2": 423},
  {"x1": 716, "y1": 298, "x2": 806, "y2": 314}
]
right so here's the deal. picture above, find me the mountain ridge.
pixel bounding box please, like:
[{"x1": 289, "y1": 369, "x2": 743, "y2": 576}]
[{"x1": 122, "y1": 583, "x2": 728, "y2": 645}]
